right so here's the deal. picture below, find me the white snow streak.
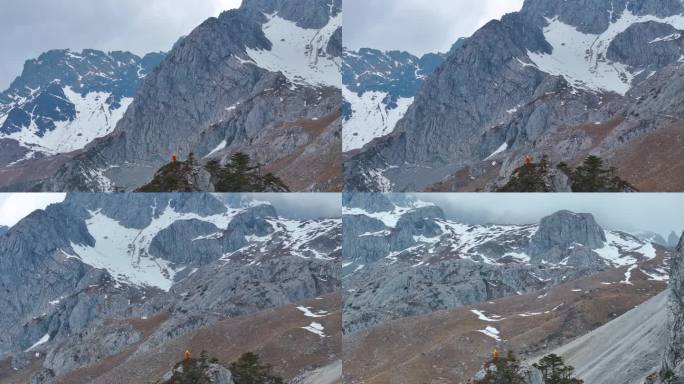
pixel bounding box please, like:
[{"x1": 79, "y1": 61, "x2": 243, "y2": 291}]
[
  {"x1": 246, "y1": 13, "x2": 341, "y2": 88},
  {"x1": 343, "y1": 87, "x2": 413, "y2": 152}
]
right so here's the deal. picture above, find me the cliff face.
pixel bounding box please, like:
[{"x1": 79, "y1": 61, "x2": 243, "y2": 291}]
[
  {"x1": 345, "y1": 0, "x2": 684, "y2": 192},
  {"x1": 342, "y1": 194, "x2": 663, "y2": 333},
  {"x1": 659, "y1": 232, "x2": 684, "y2": 382},
  {"x1": 22, "y1": 0, "x2": 342, "y2": 192},
  {"x1": 0, "y1": 193, "x2": 340, "y2": 382}
]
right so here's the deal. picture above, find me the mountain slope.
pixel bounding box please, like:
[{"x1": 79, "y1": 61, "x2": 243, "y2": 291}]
[
  {"x1": 0, "y1": 49, "x2": 163, "y2": 165},
  {"x1": 343, "y1": 260, "x2": 667, "y2": 384},
  {"x1": 342, "y1": 48, "x2": 448, "y2": 152},
  {"x1": 19, "y1": 0, "x2": 342, "y2": 192},
  {"x1": 345, "y1": 0, "x2": 684, "y2": 192},
  {"x1": 342, "y1": 194, "x2": 668, "y2": 333},
  {"x1": 0, "y1": 193, "x2": 340, "y2": 383},
  {"x1": 540, "y1": 290, "x2": 667, "y2": 384}
]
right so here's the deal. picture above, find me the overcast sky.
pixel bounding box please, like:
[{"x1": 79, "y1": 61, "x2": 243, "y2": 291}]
[
  {"x1": 0, "y1": 194, "x2": 66, "y2": 227},
  {"x1": 245, "y1": 193, "x2": 341, "y2": 219},
  {"x1": 0, "y1": 0, "x2": 242, "y2": 89},
  {"x1": 413, "y1": 193, "x2": 684, "y2": 237},
  {"x1": 344, "y1": 0, "x2": 525, "y2": 55}
]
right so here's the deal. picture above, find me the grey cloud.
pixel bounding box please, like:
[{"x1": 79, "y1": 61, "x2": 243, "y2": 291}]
[
  {"x1": 0, "y1": 0, "x2": 242, "y2": 89},
  {"x1": 343, "y1": 0, "x2": 524, "y2": 55},
  {"x1": 413, "y1": 193, "x2": 684, "y2": 238},
  {"x1": 245, "y1": 193, "x2": 341, "y2": 219}
]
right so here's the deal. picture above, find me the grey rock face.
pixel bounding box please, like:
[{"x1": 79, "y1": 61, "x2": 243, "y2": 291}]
[
  {"x1": 0, "y1": 49, "x2": 164, "y2": 165},
  {"x1": 529, "y1": 210, "x2": 607, "y2": 262},
  {"x1": 43, "y1": 324, "x2": 142, "y2": 376},
  {"x1": 148, "y1": 219, "x2": 223, "y2": 266},
  {"x1": 346, "y1": 0, "x2": 684, "y2": 192},
  {"x1": 29, "y1": 369, "x2": 56, "y2": 384},
  {"x1": 660, "y1": 232, "x2": 684, "y2": 380},
  {"x1": 343, "y1": 192, "x2": 395, "y2": 213},
  {"x1": 30, "y1": 0, "x2": 341, "y2": 192},
  {"x1": 243, "y1": 0, "x2": 340, "y2": 28},
  {"x1": 669, "y1": 231, "x2": 681, "y2": 248},
  {"x1": 608, "y1": 22, "x2": 684, "y2": 70},
  {"x1": 0, "y1": 192, "x2": 340, "y2": 380},
  {"x1": 207, "y1": 364, "x2": 234, "y2": 384},
  {"x1": 343, "y1": 260, "x2": 549, "y2": 333},
  {"x1": 342, "y1": 195, "x2": 655, "y2": 333},
  {"x1": 521, "y1": 0, "x2": 684, "y2": 34}
]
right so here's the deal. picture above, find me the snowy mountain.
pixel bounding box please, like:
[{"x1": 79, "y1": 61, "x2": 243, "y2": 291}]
[
  {"x1": 345, "y1": 0, "x2": 684, "y2": 192},
  {"x1": 0, "y1": 193, "x2": 340, "y2": 382},
  {"x1": 342, "y1": 194, "x2": 670, "y2": 332},
  {"x1": 8, "y1": 0, "x2": 342, "y2": 192},
  {"x1": 342, "y1": 47, "x2": 449, "y2": 152},
  {"x1": 0, "y1": 49, "x2": 163, "y2": 164}
]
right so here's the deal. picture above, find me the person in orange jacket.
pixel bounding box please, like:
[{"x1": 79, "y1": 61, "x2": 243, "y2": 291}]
[
  {"x1": 184, "y1": 350, "x2": 191, "y2": 360},
  {"x1": 524, "y1": 155, "x2": 533, "y2": 166}
]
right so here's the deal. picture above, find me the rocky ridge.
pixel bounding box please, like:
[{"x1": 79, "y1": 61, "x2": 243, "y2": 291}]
[
  {"x1": 0, "y1": 49, "x2": 163, "y2": 164},
  {"x1": 22, "y1": 0, "x2": 342, "y2": 192},
  {"x1": 345, "y1": 0, "x2": 684, "y2": 192},
  {"x1": 342, "y1": 194, "x2": 668, "y2": 333},
  {"x1": 0, "y1": 193, "x2": 340, "y2": 383}
]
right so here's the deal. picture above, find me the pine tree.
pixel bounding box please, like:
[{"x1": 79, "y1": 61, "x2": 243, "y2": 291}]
[
  {"x1": 474, "y1": 351, "x2": 526, "y2": 384},
  {"x1": 572, "y1": 155, "x2": 609, "y2": 192},
  {"x1": 230, "y1": 352, "x2": 284, "y2": 384},
  {"x1": 533, "y1": 354, "x2": 583, "y2": 384}
]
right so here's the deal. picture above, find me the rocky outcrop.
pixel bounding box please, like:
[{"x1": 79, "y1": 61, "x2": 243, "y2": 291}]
[
  {"x1": 529, "y1": 210, "x2": 606, "y2": 263},
  {"x1": 29, "y1": 0, "x2": 342, "y2": 192},
  {"x1": 346, "y1": 0, "x2": 684, "y2": 192},
  {"x1": 658, "y1": 232, "x2": 684, "y2": 382},
  {"x1": 342, "y1": 195, "x2": 658, "y2": 333},
  {"x1": 669, "y1": 231, "x2": 681, "y2": 248}
]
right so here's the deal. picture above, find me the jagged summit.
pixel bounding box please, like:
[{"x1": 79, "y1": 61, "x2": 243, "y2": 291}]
[
  {"x1": 0, "y1": 49, "x2": 163, "y2": 162},
  {"x1": 342, "y1": 46, "x2": 450, "y2": 152},
  {"x1": 0, "y1": 193, "x2": 340, "y2": 382},
  {"x1": 346, "y1": 0, "x2": 684, "y2": 192},
  {"x1": 529, "y1": 210, "x2": 606, "y2": 258},
  {"x1": 241, "y1": 0, "x2": 341, "y2": 28},
  {"x1": 13, "y1": 0, "x2": 342, "y2": 192},
  {"x1": 342, "y1": 194, "x2": 666, "y2": 333}
]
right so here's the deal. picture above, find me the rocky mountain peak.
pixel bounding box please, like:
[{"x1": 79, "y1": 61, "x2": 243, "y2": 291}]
[
  {"x1": 241, "y1": 0, "x2": 341, "y2": 28},
  {"x1": 529, "y1": 210, "x2": 606, "y2": 259},
  {"x1": 0, "y1": 48, "x2": 164, "y2": 163},
  {"x1": 521, "y1": 0, "x2": 684, "y2": 34},
  {"x1": 28, "y1": 0, "x2": 342, "y2": 192}
]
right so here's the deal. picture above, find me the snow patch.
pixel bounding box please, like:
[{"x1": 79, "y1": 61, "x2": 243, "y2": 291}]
[
  {"x1": 301, "y1": 322, "x2": 326, "y2": 337},
  {"x1": 343, "y1": 87, "x2": 413, "y2": 151},
  {"x1": 297, "y1": 306, "x2": 329, "y2": 318},
  {"x1": 70, "y1": 205, "x2": 244, "y2": 291},
  {"x1": 204, "y1": 140, "x2": 227, "y2": 158},
  {"x1": 478, "y1": 326, "x2": 501, "y2": 341},
  {"x1": 484, "y1": 142, "x2": 509, "y2": 161},
  {"x1": 246, "y1": 13, "x2": 341, "y2": 88},
  {"x1": 527, "y1": 11, "x2": 684, "y2": 95},
  {"x1": 471, "y1": 309, "x2": 504, "y2": 322},
  {"x1": 1, "y1": 87, "x2": 132, "y2": 155},
  {"x1": 25, "y1": 333, "x2": 50, "y2": 352}
]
